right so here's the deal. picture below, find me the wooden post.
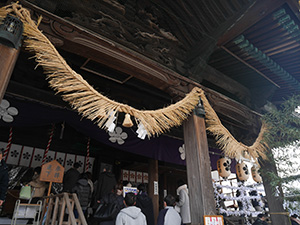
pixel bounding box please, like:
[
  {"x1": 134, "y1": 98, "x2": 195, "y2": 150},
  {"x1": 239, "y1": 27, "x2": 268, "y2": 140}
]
[
  {"x1": 261, "y1": 156, "x2": 290, "y2": 225},
  {"x1": 183, "y1": 113, "x2": 216, "y2": 225},
  {"x1": 148, "y1": 159, "x2": 159, "y2": 225},
  {"x1": 0, "y1": 44, "x2": 20, "y2": 101}
]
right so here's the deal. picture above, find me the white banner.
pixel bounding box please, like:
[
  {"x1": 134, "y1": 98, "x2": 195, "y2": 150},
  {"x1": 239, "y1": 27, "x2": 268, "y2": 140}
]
[
  {"x1": 87, "y1": 157, "x2": 95, "y2": 173},
  {"x1": 123, "y1": 187, "x2": 138, "y2": 197},
  {"x1": 43, "y1": 150, "x2": 56, "y2": 164},
  {"x1": 0, "y1": 141, "x2": 7, "y2": 152},
  {"x1": 129, "y1": 171, "x2": 136, "y2": 182},
  {"x1": 30, "y1": 148, "x2": 44, "y2": 168},
  {"x1": 0, "y1": 142, "x2": 93, "y2": 173},
  {"x1": 55, "y1": 152, "x2": 66, "y2": 166},
  {"x1": 6, "y1": 144, "x2": 22, "y2": 165},
  {"x1": 122, "y1": 169, "x2": 129, "y2": 181},
  {"x1": 19, "y1": 146, "x2": 34, "y2": 167},
  {"x1": 143, "y1": 172, "x2": 149, "y2": 183},
  {"x1": 76, "y1": 155, "x2": 85, "y2": 174},
  {"x1": 136, "y1": 171, "x2": 143, "y2": 183},
  {"x1": 64, "y1": 153, "x2": 75, "y2": 172}
]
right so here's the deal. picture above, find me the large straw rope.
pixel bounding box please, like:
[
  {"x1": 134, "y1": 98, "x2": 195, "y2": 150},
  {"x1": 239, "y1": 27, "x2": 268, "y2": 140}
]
[{"x1": 0, "y1": 3, "x2": 268, "y2": 161}]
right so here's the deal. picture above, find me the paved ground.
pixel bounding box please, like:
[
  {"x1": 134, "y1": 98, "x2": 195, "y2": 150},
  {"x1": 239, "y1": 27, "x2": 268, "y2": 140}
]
[{"x1": 0, "y1": 217, "x2": 28, "y2": 225}]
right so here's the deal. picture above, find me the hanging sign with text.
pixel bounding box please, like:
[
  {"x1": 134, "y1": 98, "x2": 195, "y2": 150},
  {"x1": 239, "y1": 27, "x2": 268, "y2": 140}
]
[
  {"x1": 123, "y1": 187, "x2": 138, "y2": 197},
  {"x1": 203, "y1": 215, "x2": 224, "y2": 225},
  {"x1": 40, "y1": 160, "x2": 65, "y2": 183}
]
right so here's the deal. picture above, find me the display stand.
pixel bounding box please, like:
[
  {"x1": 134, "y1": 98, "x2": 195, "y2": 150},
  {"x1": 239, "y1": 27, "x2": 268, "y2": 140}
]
[{"x1": 11, "y1": 200, "x2": 42, "y2": 225}]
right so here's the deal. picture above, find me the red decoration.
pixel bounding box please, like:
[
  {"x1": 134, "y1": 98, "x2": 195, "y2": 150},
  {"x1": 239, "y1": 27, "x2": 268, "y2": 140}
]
[
  {"x1": 85, "y1": 137, "x2": 90, "y2": 172},
  {"x1": 42, "y1": 124, "x2": 55, "y2": 165},
  {"x1": 4, "y1": 127, "x2": 13, "y2": 160}
]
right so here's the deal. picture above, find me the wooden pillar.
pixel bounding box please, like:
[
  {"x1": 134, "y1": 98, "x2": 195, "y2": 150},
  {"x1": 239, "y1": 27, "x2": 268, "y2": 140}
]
[
  {"x1": 261, "y1": 156, "x2": 290, "y2": 225},
  {"x1": 183, "y1": 113, "x2": 216, "y2": 225},
  {"x1": 0, "y1": 44, "x2": 20, "y2": 101},
  {"x1": 148, "y1": 159, "x2": 159, "y2": 225}
]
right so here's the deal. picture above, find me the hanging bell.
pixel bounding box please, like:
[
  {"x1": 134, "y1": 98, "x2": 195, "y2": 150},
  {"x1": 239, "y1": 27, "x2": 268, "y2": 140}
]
[
  {"x1": 122, "y1": 113, "x2": 133, "y2": 127},
  {"x1": 194, "y1": 98, "x2": 206, "y2": 118}
]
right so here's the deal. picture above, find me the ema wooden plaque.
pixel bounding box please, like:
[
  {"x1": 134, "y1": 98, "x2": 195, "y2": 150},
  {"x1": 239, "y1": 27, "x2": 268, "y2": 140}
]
[{"x1": 40, "y1": 160, "x2": 65, "y2": 183}]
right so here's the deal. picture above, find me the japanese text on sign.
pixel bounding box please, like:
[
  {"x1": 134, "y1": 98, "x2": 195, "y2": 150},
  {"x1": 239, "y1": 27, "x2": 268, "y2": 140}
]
[
  {"x1": 204, "y1": 215, "x2": 224, "y2": 225},
  {"x1": 40, "y1": 160, "x2": 64, "y2": 183}
]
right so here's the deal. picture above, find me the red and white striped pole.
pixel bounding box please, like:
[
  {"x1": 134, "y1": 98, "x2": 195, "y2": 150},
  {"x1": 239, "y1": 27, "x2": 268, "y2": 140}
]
[
  {"x1": 85, "y1": 137, "x2": 90, "y2": 172},
  {"x1": 42, "y1": 124, "x2": 55, "y2": 165},
  {"x1": 4, "y1": 127, "x2": 13, "y2": 160}
]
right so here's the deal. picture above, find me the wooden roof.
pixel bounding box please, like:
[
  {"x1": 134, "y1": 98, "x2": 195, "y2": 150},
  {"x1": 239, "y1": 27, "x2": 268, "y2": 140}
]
[{"x1": 3, "y1": 0, "x2": 300, "y2": 149}]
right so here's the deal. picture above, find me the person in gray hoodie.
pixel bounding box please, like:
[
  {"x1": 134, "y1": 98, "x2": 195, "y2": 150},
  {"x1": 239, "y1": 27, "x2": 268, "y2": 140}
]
[{"x1": 115, "y1": 192, "x2": 147, "y2": 225}]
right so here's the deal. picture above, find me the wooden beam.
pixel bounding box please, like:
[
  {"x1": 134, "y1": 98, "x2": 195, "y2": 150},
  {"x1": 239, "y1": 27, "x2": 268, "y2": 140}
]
[
  {"x1": 6, "y1": 81, "x2": 68, "y2": 109},
  {"x1": 286, "y1": 0, "x2": 300, "y2": 21},
  {"x1": 189, "y1": 56, "x2": 252, "y2": 106},
  {"x1": 0, "y1": 44, "x2": 20, "y2": 101},
  {"x1": 220, "y1": 46, "x2": 281, "y2": 88},
  {"x1": 187, "y1": 1, "x2": 256, "y2": 61},
  {"x1": 183, "y1": 113, "x2": 216, "y2": 225},
  {"x1": 217, "y1": 0, "x2": 285, "y2": 46}
]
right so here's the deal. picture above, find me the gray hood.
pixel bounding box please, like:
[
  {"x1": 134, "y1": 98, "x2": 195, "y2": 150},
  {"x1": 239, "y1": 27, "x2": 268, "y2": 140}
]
[{"x1": 121, "y1": 206, "x2": 143, "y2": 219}]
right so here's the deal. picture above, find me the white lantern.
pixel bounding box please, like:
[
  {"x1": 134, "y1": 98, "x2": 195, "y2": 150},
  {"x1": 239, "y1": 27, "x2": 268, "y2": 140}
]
[
  {"x1": 236, "y1": 162, "x2": 249, "y2": 181},
  {"x1": 251, "y1": 165, "x2": 262, "y2": 183},
  {"x1": 217, "y1": 157, "x2": 231, "y2": 178}
]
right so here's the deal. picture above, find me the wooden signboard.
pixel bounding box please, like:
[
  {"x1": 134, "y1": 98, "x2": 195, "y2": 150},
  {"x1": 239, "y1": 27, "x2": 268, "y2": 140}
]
[
  {"x1": 40, "y1": 160, "x2": 64, "y2": 183},
  {"x1": 203, "y1": 215, "x2": 224, "y2": 225}
]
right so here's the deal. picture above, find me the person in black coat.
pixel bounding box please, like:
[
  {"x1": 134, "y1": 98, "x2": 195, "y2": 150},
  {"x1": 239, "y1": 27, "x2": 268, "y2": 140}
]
[
  {"x1": 136, "y1": 183, "x2": 155, "y2": 225},
  {"x1": 63, "y1": 162, "x2": 80, "y2": 192},
  {"x1": 252, "y1": 213, "x2": 268, "y2": 225},
  {"x1": 93, "y1": 165, "x2": 117, "y2": 208},
  {"x1": 290, "y1": 214, "x2": 300, "y2": 225},
  {"x1": 98, "y1": 183, "x2": 125, "y2": 225},
  {"x1": 0, "y1": 149, "x2": 9, "y2": 206}
]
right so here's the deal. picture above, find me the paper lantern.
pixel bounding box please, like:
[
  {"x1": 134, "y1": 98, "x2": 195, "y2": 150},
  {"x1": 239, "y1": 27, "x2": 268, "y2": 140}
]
[
  {"x1": 236, "y1": 162, "x2": 249, "y2": 181},
  {"x1": 251, "y1": 165, "x2": 262, "y2": 183},
  {"x1": 217, "y1": 157, "x2": 231, "y2": 178}
]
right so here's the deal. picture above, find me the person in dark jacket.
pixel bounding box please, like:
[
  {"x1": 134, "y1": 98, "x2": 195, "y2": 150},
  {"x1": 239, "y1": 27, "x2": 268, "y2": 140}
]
[
  {"x1": 93, "y1": 165, "x2": 117, "y2": 208},
  {"x1": 136, "y1": 183, "x2": 155, "y2": 225},
  {"x1": 71, "y1": 173, "x2": 92, "y2": 219},
  {"x1": 72, "y1": 173, "x2": 92, "y2": 213},
  {"x1": 97, "y1": 183, "x2": 125, "y2": 225},
  {"x1": 252, "y1": 213, "x2": 268, "y2": 225},
  {"x1": 0, "y1": 149, "x2": 8, "y2": 206},
  {"x1": 290, "y1": 214, "x2": 300, "y2": 225},
  {"x1": 63, "y1": 162, "x2": 80, "y2": 192}
]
